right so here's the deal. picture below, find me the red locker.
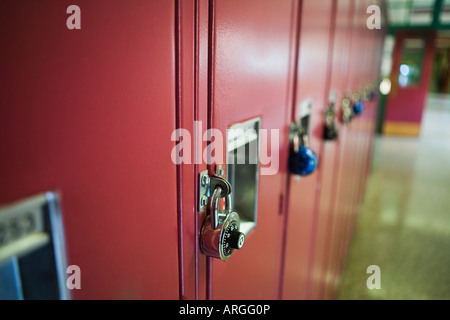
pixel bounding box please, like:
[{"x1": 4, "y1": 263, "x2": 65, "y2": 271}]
[
  {"x1": 203, "y1": 0, "x2": 296, "y2": 299},
  {"x1": 281, "y1": 0, "x2": 334, "y2": 300},
  {"x1": 326, "y1": 0, "x2": 367, "y2": 293},
  {"x1": 309, "y1": 0, "x2": 353, "y2": 300},
  {"x1": 0, "y1": 1, "x2": 180, "y2": 299}
]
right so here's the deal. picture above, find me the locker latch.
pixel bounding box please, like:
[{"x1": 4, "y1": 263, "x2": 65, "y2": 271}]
[{"x1": 198, "y1": 171, "x2": 245, "y2": 261}]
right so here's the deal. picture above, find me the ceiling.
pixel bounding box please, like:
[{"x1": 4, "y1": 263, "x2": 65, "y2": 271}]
[{"x1": 386, "y1": 0, "x2": 450, "y2": 28}]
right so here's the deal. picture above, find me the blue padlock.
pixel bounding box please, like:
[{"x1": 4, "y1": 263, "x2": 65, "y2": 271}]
[
  {"x1": 289, "y1": 119, "x2": 318, "y2": 176},
  {"x1": 352, "y1": 100, "x2": 364, "y2": 115},
  {"x1": 289, "y1": 146, "x2": 318, "y2": 176}
]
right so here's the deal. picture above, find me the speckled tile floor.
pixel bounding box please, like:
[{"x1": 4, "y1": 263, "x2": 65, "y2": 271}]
[{"x1": 337, "y1": 94, "x2": 450, "y2": 300}]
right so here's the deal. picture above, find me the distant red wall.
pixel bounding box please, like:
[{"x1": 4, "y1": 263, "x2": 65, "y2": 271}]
[{"x1": 383, "y1": 30, "x2": 436, "y2": 135}]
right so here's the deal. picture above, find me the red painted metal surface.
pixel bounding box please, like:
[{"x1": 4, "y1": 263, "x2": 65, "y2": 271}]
[
  {"x1": 205, "y1": 0, "x2": 296, "y2": 300},
  {"x1": 0, "y1": 1, "x2": 179, "y2": 299},
  {"x1": 384, "y1": 31, "x2": 436, "y2": 126},
  {"x1": 324, "y1": 1, "x2": 358, "y2": 298},
  {"x1": 176, "y1": 0, "x2": 198, "y2": 300},
  {"x1": 309, "y1": 0, "x2": 352, "y2": 300},
  {"x1": 328, "y1": 1, "x2": 368, "y2": 293},
  {"x1": 346, "y1": 0, "x2": 369, "y2": 244},
  {"x1": 281, "y1": 0, "x2": 334, "y2": 300}
]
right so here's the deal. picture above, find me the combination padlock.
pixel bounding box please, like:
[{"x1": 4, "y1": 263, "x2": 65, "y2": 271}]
[
  {"x1": 323, "y1": 103, "x2": 339, "y2": 141},
  {"x1": 353, "y1": 100, "x2": 364, "y2": 115},
  {"x1": 341, "y1": 96, "x2": 354, "y2": 124},
  {"x1": 351, "y1": 92, "x2": 364, "y2": 116},
  {"x1": 288, "y1": 123, "x2": 318, "y2": 176},
  {"x1": 200, "y1": 177, "x2": 245, "y2": 261},
  {"x1": 362, "y1": 86, "x2": 377, "y2": 102}
]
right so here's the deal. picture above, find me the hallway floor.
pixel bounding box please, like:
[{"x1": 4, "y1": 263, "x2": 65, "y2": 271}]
[{"x1": 337, "y1": 94, "x2": 450, "y2": 300}]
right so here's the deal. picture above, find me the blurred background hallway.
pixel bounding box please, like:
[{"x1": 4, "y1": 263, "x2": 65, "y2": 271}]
[{"x1": 337, "y1": 93, "x2": 450, "y2": 299}]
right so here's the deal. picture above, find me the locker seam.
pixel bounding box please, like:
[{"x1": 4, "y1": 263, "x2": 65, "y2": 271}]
[
  {"x1": 175, "y1": 0, "x2": 185, "y2": 300},
  {"x1": 193, "y1": 0, "x2": 200, "y2": 301},
  {"x1": 278, "y1": 0, "x2": 303, "y2": 300},
  {"x1": 205, "y1": 0, "x2": 216, "y2": 301},
  {"x1": 304, "y1": 0, "x2": 339, "y2": 300}
]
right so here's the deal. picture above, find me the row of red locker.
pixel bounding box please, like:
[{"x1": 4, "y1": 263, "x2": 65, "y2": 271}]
[{"x1": 0, "y1": 0, "x2": 384, "y2": 299}]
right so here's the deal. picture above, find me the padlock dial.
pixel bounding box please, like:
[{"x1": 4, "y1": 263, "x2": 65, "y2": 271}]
[
  {"x1": 219, "y1": 212, "x2": 244, "y2": 260},
  {"x1": 228, "y1": 230, "x2": 245, "y2": 250},
  {"x1": 200, "y1": 211, "x2": 244, "y2": 261},
  {"x1": 341, "y1": 97, "x2": 353, "y2": 123}
]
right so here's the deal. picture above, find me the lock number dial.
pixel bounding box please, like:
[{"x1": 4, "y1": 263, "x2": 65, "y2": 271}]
[
  {"x1": 219, "y1": 212, "x2": 245, "y2": 259},
  {"x1": 201, "y1": 211, "x2": 245, "y2": 261}
]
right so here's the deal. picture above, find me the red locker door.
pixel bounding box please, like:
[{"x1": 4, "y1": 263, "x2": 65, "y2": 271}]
[
  {"x1": 201, "y1": 0, "x2": 297, "y2": 299},
  {"x1": 324, "y1": 0, "x2": 357, "y2": 299},
  {"x1": 0, "y1": 1, "x2": 179, "y2": 299},
  {"x1": 343, "y1": 0, "x2": 375, "y2": 252},
  {"x1": 332, "y1": 0, "x2": 364, "y2": 276},
  {"x1": 343, "y1": 0, "x2": 366, "y2": 249},
  {"x1": 355, "y1": 0, "x2": 381, "y2": 214},
  {"x1": 281, "y1": 0, "x2": 334, "y2": 300},
  {"x1": 309, "y1": 0, "x2": 353, "y2": 300}
]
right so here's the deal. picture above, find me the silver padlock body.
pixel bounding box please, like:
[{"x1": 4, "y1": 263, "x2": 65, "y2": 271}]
[{"x1": 200, "y1": 211, "x2": 241, "y2": 261}]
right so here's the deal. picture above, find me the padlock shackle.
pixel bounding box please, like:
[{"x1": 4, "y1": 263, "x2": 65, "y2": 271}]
[{"x1": 209, "y1": 186, "x2": 232, "y2": 229}]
